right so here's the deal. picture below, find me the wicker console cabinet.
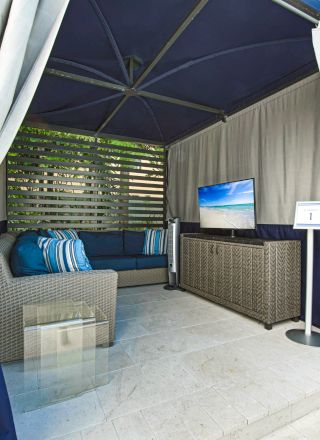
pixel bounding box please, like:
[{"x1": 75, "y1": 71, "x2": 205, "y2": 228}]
[{"x1": 180, "y1": 234, "x2": 301, "y2": 329}]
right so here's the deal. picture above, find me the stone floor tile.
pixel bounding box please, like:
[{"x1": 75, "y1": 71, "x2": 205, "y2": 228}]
[
  {"x1": 260, "y1": 425, "x2": 305, "y2": 439},
  {"x1": 96, "y1": 356, "x2": 203, "y2": 420},
  {"x1": 113, "y1": 412, "x2": 156, "y2": 440},
  {"x1": 12, "y1": 391, "x2": 105, "y2": 440},
  {"x1": 193, "y1": 388, "x2": 247, "y2": 435},
  {"x1": 217, "y1": 385, "x2": 268, "y2": 423},
  {"x1": 81, "y1": 420, "x2": 119, "y2": 439},
  {"x1": 142, "y1": 394, "x2": 223, "y2": 440},
  {"x1": 290, "y1": 408, "x2": 320, "y2": 439}
]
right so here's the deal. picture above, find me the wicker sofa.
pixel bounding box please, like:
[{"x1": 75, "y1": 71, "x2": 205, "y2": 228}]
[{"x1": 0, "y1": 233, "x2": 118, "y2": 363}]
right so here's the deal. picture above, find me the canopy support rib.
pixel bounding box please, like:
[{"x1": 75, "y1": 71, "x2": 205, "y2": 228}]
[
  {"x1": 95, "y1": 0, "x2": 210, "y2": 134},
  {"x1": 44, "y1": 67, "x2": 225, "y2": 121}
]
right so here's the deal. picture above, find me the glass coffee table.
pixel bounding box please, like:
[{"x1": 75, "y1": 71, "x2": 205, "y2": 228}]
[{"x1": 22, "y1": 300, "x2": 109, "y2": 411}]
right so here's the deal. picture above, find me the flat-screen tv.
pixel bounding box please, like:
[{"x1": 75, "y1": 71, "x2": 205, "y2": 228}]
[{"x1": 198, "y1": 178, "x2": 256, "y2": 230}]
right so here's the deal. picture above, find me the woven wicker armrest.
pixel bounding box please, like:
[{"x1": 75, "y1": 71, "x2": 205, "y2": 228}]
[
  {"x1": 7, "y1": 270, "x2": 118, "y2": 317},
  {"x1": 9, "y1": 268, "x2": 117, "y2": 290}
]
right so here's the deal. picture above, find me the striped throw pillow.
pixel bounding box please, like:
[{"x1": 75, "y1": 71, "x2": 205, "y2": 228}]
[
  {"x1": 47, "y1": 229, "x2": 79, "y2": 240},
  {"x1": 143, "y1": 229, "x2": 168, "y2": 255},
  {"x1": 38, "y1": 237, "x2": 92, "y2": 273}
]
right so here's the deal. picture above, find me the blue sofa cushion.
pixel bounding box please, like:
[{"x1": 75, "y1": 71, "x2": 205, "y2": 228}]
[
  {"x1": 10, "y1": 234, "x2": 49, "y2": 277},
  {"x1": 0, "y1": 367, "x2": 17, "y2": 440},
  {"x1": 136, "y1": 255, "x2": 168, "y2": 270},
  {"x1": 18, "y1": 230, "x2": 39, "y2": 238},
  {"x1": 123, "y1": 230, "x2": 145, "y2": 255},
  {"x1": 90, "y1": 256, "x2": 136, "y2": 271},
  {"x1": 79, "y1": 231, "x2": 124, "y2": 257}
]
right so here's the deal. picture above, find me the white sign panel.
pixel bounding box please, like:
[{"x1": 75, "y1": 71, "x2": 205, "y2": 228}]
[{"x1": 294, "y1": 201, "x2": 320, "y2": 229}]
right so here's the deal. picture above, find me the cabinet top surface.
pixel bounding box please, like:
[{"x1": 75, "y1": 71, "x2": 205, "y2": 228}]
[{"x1": 181, "y1": 233, "x2": 300, "y2": 246}]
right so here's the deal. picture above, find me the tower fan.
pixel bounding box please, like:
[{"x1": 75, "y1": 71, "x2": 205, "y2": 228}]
[{"x1": 164, "y1": 217, "x2": 181, "y2": 290}]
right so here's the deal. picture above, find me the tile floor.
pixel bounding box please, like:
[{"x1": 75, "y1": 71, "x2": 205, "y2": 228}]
[{"x1": 3, "y1": 284, "x2": 320, "y2": 440}]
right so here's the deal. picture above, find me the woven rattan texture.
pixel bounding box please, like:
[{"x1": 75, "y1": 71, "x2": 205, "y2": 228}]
[
  {"x1": 180, "y1": 235, "x2": 301, "y2": 326},
  {"x1": 0, "y1": 233, "x2": 118, "y2": 362},
  {"x1": 117, "y1": 268, "x2": 168, "y2": 287}
]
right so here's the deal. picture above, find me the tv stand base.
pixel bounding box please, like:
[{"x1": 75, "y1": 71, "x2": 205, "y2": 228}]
[{"x1": 180, "y1": 234, "x2": 301, "y2": 330}]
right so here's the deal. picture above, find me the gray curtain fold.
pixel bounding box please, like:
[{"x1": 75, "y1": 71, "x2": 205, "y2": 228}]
[
  {"x1": 167, "y1": 73, "x2": 320, "y2": 225},
  {"x1": 0, "y1": 0, "x2": 70, "y2": 222}
]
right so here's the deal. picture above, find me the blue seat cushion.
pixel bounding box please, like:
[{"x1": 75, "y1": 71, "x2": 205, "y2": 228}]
[
  {"x1": 10, "y1": 234, "x2": 49, "y2": 277},
  {"x1": 90, "y1": 256, "x2": 136, "y2": 271},
  {"x1": 136, "y1": 255, "x2": 168, "y2": 270},
  {"x1": 79, "y1": 231, "x2": 124, "y2": 257},
  {"x1": 0, "y1": 367, "x2": 17, "y2": 440},
  {"x1": 123, "y1": 230, "x2": 145, "y2": 255}
]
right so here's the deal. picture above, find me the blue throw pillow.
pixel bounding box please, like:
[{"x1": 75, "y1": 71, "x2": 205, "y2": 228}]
[
  {"x1": 10, "y1": 235, "x2": 49, "y2": 277},
  {"x1": 47, "y1": 229, "x2": 79, "y2": 240},
  {"x1": 143, "y1": 229, "x2": 168, "y2": 255},
  {"x1": 38, "y1": 237, "x2": 92, "y2": 273}
]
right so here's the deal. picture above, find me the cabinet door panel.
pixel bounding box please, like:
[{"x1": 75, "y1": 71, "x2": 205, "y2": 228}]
[
  {"x1": 199, "y1": 241, "x2": 209, "y2": 293},
  {"x1": 241, "y1": 247, "x2": 253, "y2": 310},
  {"x1": 217, "y1": 244, "x2": 232, "y2": 301},
  {"x1": 207, "y1": 242, "x2": 217, "y2": 297},
  {"x1": 251, "y1": 248, "x2": 264, "y2": 314},
  {"x1": 231, "y1": 246, "x2": 243, "y2": 306},
  {"x1": 180, "y1": 238, "x2": 190, "y2": 287}
]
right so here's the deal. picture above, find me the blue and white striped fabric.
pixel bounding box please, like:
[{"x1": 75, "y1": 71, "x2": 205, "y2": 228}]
[
  {"x1": 143, "y1": 229, "x2": 168, "y2": 255},
  {"x1": 47, "y1": 229, "x2": 79, "y2": 240},
  {"x1": 38, "y1": 237, "x2": 92, "y2": 273}
]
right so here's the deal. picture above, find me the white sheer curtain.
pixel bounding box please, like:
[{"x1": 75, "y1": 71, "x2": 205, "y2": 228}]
[
  {"x1": 0, "y1": 0, "x2": 70, "y2": 164},
  {"x1": 0, "y1": 0, "x2": 70, "y2": 222},
  {"x1": 167, "y1": 73, "x2": 320, "y2": 225}
]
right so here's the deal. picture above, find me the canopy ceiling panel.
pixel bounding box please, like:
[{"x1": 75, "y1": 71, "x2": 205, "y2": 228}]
[{"x1": 27, "y1": 0, "x2": 318, "y2": 144}]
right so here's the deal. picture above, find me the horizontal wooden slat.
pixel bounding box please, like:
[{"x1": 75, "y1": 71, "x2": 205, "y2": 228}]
[
  {"x1": 8, "y1": 173, "x2": 164, "y2": 188},
  {"x1": 7, "y1": 198, "x2": 163, "y2": 208},
  {"x1": 8, "y1": 223, "x2": 162, "y2": 230},
  {"x1": 7, "y1": 181, "x2": 164, "y2": 195},
  {"x1": 8, "y1": 213, "x2": 162, "y2": 223},
  {"x1": 16, "y1": 132, "x2": 165, "y2": 156},
  {"x1": 7, "y1": 189, "x2": 163, "y2": 202},
  {"x1": 8, "y1": 206, "x2": 162, "y2": 214},
  {"x1": 8, "y1": 165, "x2": 164, "y2": 182},
  {"x1": 13, "y1": 141, "x2": 165, "y2": 161},
  {"x1": 9, "y1": 148, "x2": 164, "y2": 170},
  {"x1": 8, "y1": 156, "x2": 164, "y2": 177}
]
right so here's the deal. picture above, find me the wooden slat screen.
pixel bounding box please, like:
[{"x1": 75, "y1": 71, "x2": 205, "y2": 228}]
[{"x1": 7, "y1": 127, "x2": 166, "y2": 230}]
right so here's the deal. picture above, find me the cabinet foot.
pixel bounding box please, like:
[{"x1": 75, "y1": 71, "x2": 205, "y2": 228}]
[{"x1": 264, "y1": 323, "x2": 273, "y2": 330}]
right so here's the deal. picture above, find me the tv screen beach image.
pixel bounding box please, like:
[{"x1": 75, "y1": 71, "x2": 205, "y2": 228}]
[{"x1": 198, "y1": 179, "x2": 255, "y2": 229}]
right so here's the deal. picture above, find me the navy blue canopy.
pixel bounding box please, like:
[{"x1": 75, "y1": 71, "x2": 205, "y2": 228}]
[{"x1": 27, "y1": 0, "x2": 318, "y2": 144}]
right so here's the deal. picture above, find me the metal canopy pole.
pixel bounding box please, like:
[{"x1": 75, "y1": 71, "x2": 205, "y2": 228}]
[
  {"x1": 138, "y1": 90, "x2": 224, "y2": 115},
  {"x1": 287, "y1": 229, "x2": 320, "y2": 346},
  {"x1": 45, "y1": 68, "x2": 126, "y2": 92},
  {"x1": 133, "y1": 0, "x2": 209, "y2": 89},
  {"x1": 272, "y1": 0, "x2": 319, "y2": 24}
]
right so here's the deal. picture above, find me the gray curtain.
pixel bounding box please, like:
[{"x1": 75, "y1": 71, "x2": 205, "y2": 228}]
[
  {"x1": 0, "y1": 0, "x2": 70, "y2": 222},
  {"x1": 167, "y1": 73, "x2": 320, "y2": 225}
]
